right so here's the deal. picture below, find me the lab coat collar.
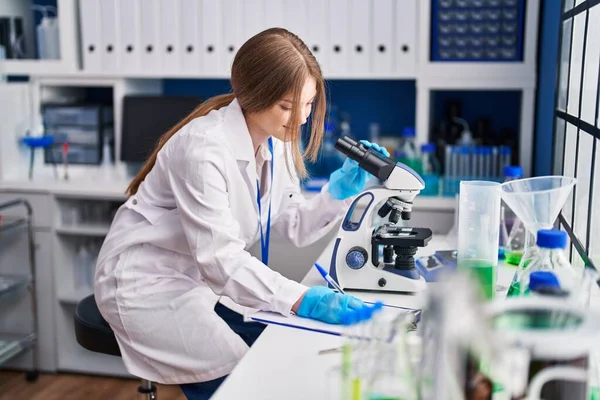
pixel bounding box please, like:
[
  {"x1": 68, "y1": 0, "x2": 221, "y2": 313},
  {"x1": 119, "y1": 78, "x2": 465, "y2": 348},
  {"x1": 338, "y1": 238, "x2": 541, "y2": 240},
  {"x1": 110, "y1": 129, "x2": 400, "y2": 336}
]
[
  {"x1": 224, "y1": 98, "x2": 274, "y2": 163},
  {"x1": 224, "y1": 98, "x2": 256, "y2": 163}
]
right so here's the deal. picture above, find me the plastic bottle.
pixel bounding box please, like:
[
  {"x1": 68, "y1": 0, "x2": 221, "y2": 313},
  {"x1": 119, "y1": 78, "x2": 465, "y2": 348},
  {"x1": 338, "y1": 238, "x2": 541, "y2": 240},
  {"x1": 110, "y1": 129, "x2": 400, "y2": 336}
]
[
  {"x1": 420, "y1": 143, "x2": 440, "y2": 196},
  {"x1": 507, "y1": 229, "x2": 580, "y2": 297},
  {"x1": 397, "y1": 127, "x2": 421, "y2": 173},
  {"x1": 75, "y1": 243, "x2": 92, "y2": 289},
  {"x1": 500, "y1": 166, "x2": 526, "y2": 265},
  {"x1": 454, "y1": 118, "x2": 475, "y2": 147},
  {"x1": 33, "y1": 6, "x2": 60, "y2": 60}
]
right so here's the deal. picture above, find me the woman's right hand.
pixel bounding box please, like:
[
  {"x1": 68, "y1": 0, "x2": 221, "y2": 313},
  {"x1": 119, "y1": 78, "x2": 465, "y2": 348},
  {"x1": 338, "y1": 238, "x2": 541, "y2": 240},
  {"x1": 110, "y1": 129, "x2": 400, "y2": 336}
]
[{"x1": 294, "y1": 286, "x2": 367, "y2": 325}]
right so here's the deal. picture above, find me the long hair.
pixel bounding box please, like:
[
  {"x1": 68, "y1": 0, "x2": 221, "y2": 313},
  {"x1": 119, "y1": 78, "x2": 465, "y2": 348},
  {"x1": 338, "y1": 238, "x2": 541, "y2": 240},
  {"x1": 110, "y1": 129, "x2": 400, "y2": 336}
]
[{"x1": 126, "y1": 28, "x2": 326, "y2": 196}]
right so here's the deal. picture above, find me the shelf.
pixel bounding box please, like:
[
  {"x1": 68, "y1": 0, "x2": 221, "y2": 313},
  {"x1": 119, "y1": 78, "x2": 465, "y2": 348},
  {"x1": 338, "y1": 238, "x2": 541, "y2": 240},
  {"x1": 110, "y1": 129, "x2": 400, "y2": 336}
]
[
  {"x1": 2, "y1": 60, "x2": 77, "y2": 77},
  {"x1": 0, "y1": 333, "x2": 36, "y2": 366},
  {"x1": 19, "y1": 69, "x2": 419, "y2": 81},
  {"x1": 58, "y1": 288, "x2": 92, "y2": 305},
  {"x1": 0, "y1": 275, "x2": 30, "y2": 303},
  {"x1": 56, "y1": 224, "x2": 110, "y2": 237}
]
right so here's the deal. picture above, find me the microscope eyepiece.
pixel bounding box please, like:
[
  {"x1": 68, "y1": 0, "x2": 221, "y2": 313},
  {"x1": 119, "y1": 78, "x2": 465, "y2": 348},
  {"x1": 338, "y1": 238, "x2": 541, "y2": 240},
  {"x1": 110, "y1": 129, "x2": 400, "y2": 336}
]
[{"x1": 334, "y1": 136, "x2": 396, "y2": 181}]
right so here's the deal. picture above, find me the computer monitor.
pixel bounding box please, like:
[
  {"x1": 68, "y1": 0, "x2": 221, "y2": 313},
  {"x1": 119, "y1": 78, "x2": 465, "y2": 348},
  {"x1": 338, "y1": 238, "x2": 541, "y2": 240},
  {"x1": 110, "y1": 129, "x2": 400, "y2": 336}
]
[{"x1": 120, "y1": 95, "x2": 203, "y2": 163}]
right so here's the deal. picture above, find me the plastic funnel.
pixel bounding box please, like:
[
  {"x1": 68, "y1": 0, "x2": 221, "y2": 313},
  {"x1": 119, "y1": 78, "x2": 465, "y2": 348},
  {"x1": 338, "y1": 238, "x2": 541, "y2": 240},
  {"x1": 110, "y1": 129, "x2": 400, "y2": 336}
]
[{"x1": 500, "y1": 176, "x2": 577, "y2": 233}]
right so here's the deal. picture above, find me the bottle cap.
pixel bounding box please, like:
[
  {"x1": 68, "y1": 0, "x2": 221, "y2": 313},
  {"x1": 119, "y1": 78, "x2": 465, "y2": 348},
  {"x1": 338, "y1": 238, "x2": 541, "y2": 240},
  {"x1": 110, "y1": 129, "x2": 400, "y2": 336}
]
[
  {"x1": 459, "y1": 146, "x2": 470, "y2": 155},
  {"x1": 421, "y1": 143, "x2": 435, "y2": 153},
  {"x1": 536, "y1": 229, "x2": 567, "y2": 249},
  {"x1": 528, "y1": 271, "x2": 560, "y2": 292},
  {"x1": 402, "y1": 127, "x2": 416, "y2": 137},
  {"x1": 503, "y1": 165, "x2": 523, "y2": 179}
]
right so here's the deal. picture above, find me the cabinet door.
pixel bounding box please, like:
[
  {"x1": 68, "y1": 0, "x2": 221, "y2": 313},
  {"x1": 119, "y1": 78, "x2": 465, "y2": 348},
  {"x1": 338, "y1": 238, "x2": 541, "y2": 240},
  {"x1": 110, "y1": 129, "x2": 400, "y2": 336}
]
[{"x1": 0, "y1": 229, "x2": 56, "y2": 372}]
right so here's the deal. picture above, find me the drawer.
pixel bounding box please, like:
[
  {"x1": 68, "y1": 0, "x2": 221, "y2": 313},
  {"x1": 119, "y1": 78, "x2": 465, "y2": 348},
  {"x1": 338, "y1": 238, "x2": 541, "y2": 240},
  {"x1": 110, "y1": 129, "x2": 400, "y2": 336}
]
[{"x1": 0, "y1": 192, "x2": 52, "y2": 228}]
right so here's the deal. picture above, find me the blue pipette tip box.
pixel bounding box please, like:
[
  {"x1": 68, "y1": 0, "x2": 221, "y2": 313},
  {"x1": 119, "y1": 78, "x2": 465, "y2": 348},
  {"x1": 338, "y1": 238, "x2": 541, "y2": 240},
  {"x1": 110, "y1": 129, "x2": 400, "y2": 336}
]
[{"x1": 415, "y1": 250, "x2": 457, "y2": 281}]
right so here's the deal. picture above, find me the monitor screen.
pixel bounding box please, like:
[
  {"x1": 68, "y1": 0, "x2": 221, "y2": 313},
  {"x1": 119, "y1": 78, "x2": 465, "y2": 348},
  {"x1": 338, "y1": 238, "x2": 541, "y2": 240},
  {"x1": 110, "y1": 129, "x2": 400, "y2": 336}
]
[{"x1": 120, "y1": 95, "x2": 203, "y2": 163}]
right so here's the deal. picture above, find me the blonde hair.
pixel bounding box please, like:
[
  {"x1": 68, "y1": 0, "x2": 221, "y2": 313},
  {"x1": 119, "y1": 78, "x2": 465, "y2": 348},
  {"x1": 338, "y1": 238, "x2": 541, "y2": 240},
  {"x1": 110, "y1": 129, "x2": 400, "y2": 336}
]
[{"x1": 126, "y1": 28, "x2": 326, "y2": 196}]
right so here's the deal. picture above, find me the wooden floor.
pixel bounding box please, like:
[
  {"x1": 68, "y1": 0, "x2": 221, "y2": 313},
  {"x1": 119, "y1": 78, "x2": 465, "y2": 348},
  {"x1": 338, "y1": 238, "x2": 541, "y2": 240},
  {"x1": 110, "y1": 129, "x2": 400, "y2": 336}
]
[{"x1": 0, "y1": 370, "x2": 187, "y2": 400}]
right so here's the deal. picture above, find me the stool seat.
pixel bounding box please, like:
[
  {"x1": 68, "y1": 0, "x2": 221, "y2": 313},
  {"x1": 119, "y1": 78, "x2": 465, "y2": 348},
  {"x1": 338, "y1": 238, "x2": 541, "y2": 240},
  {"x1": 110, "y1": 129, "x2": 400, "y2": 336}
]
[{"x1": 74, "y1": 294, "x2": 121, "y2": 357}]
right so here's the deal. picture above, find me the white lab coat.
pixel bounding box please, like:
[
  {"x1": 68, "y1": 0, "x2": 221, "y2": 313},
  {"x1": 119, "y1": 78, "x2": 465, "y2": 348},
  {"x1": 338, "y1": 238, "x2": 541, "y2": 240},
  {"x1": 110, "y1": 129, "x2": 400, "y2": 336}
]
[{"x1": 94, "y1": 98, "x2": 351, "y2": 384}]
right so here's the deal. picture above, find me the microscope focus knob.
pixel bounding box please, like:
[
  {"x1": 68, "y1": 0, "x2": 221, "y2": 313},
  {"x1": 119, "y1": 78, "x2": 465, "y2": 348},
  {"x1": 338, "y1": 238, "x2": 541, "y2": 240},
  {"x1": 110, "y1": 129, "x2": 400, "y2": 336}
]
[{"x1": 346, "y1": 247, "x2": 368, "y2": 270}]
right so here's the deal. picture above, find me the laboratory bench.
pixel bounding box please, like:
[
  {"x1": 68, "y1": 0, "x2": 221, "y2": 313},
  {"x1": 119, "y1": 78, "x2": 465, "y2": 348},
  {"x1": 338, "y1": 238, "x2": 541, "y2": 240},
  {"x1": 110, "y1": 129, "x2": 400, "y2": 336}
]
[
  {"x1": 211, "y1": 236, "x2": 517, "y2": 400},
  {"x1": 0, "y1": 170, "x2": 456, "y2": 377}
]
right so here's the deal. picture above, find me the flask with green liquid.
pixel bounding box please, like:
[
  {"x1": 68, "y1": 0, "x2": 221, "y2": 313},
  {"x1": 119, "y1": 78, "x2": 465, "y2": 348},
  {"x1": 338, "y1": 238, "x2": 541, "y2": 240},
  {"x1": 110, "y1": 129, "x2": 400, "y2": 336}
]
[
  {"x1": 499, "y1": 166, "x2": 526, "y2": 266},
  {"x1": 507, "y1": 229, "x2": 577, "y2": 297}
]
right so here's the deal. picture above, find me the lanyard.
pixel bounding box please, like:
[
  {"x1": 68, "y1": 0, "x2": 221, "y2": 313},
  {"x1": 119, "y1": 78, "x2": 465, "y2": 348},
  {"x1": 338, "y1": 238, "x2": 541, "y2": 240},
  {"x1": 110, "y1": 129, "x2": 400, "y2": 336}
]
[{"x1": 256, "y1": 137, "x2": 274, "y2": 266}]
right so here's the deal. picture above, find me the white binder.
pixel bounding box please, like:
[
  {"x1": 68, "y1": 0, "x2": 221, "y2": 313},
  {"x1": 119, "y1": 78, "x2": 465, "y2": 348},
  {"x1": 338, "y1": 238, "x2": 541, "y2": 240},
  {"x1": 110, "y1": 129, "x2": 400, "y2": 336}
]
[
  {"x1": 305, "y1": 0, "x2": 329, "y2": 73},
  {"x1": 284, "y1": 0, "x2": 308, "y2": 43},
  {"x1": 181, "y1": 0, "x2": 202, "y2": 74},
  {"x1": 140, "y1": 0, "x2": 161, "y2": 73},
  {"x1": 371, "y1": 0, "x2": 394, "y2": 75},
  {"x1": 79, "y1": 0, "x2": 102, "y2": 72},
  {"x1": 118, "y1": 0, "x2": 140, "y2": 73},
  {"x1": 243, "y1": 0, "x2": 265, "y2": 42},
  {"x1": 222, "y1": 0, "x2": 244, "y2": 73},
  {"x1": 201, "y1": 0, "x2": 223, "y2": 75},
  {"x1": 395, "y1": 0, "x2": 417, "y2": 74},
  {"x1": 160, "y1": 0, "x2": 182, "y2": 74},
  {"x1": 263, "y1": 0, "x2": 284, "y2": 30},
  {"x1": 328, "y1": 0, "x2": 349, "y2": 75},
  {"x1": 99, "y1": 0, "x2": 119, "y2": 72},
  {"x1": 349, "y1": 0, "x2": 370, "y2": 75}
]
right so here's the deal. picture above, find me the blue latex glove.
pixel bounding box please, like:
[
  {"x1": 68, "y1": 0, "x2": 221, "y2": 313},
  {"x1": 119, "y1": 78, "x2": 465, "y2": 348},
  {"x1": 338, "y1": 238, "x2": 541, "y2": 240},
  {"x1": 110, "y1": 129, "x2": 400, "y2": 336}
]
[
  {"x1": 328, "y1": 140, "x2": 391, "y2": 200},
  {"x1": 296, "y1": 286, "x2": 368, "y2": 325}
]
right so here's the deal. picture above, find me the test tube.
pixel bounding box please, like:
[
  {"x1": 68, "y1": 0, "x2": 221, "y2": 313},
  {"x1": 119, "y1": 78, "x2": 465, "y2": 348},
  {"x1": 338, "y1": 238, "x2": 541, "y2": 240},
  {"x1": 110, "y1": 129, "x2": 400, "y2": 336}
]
[
  {"x1": 457, "y1": 181, "x2": 502, "y2": 300},
  {"x1": 491, "y1": 146, "x2": 499, "y2": 180},
  {"x1": 473, "y1": 147, "x2": 481, "y2": 179},
  {"x1": 451, "y1": 146, "x2": 459, "y2": 195},
  {"x1": 500, "y1": 146, "x2": 512, "y2": 171},
  {"x1": 445, "y1": 145, "x2": 451, "y2": 195},
  {"x1": 459, "y1": 146, "x2": 470, "y2": 180},
  {"x1": 482, "y1": 147, "x2": 491, "y2": 178}
]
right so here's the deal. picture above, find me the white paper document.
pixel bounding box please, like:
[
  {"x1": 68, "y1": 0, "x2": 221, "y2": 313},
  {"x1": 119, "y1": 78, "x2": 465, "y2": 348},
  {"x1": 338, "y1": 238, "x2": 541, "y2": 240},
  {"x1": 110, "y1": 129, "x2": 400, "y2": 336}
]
[{"x1": 245, "y1": 302, "x2": 420, "y2": 337}]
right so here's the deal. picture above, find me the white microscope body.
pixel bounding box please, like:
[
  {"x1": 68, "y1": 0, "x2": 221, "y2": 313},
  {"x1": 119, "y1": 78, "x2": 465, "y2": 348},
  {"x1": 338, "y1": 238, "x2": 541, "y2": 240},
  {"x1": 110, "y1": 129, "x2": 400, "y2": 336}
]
[{"x1": 329, "y1": 137, "x2": 432, "y2": 293}]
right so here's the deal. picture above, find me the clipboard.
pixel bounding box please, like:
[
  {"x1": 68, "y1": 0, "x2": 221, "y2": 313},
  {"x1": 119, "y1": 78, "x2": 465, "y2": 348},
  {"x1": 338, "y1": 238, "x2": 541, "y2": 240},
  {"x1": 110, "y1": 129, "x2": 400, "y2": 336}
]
[{"x1": 245, "y1": 302, "x2": 421, "y2": 337}]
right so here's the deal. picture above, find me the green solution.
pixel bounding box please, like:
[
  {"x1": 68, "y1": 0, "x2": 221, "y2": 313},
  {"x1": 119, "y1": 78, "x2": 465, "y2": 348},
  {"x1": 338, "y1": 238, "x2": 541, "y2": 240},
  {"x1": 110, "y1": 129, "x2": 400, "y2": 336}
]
[
  {"x1": 457, "y1": 260, "x2": 497, "y2": 300},
  {"x1": 505, "y1": 250, "x2": 522, "y2": 266},
  {"x1": 506, "y1": 280, "x2": 522, "y2": 297}
]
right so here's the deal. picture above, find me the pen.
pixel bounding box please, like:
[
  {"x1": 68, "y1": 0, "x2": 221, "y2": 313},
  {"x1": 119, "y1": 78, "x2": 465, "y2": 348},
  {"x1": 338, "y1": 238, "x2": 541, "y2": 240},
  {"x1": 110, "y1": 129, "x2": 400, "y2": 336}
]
[{"x1": 314, "y1": 263, "x2": 345, "y2": 294}]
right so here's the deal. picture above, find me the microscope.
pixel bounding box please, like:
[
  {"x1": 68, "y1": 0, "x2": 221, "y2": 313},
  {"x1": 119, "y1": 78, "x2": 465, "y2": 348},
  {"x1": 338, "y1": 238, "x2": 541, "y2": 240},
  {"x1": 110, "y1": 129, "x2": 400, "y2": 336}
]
[{"x1": 329, "y1": 136, "x2": 433, "y2": 293}]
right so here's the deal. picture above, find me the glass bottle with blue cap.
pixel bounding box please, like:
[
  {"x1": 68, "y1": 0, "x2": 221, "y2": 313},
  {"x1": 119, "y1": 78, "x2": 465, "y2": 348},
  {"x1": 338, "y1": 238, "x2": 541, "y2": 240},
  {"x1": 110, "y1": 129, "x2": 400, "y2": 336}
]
[{"x1": 507, "y1": 229, "x2": 580, "y2": 297}]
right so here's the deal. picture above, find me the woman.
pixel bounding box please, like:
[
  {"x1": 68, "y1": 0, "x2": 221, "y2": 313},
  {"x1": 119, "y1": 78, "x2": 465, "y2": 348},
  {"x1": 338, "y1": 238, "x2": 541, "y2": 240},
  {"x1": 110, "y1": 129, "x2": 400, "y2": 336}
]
[{"x1": 94, "y1": 28, "x2": 388, "y2": 399}]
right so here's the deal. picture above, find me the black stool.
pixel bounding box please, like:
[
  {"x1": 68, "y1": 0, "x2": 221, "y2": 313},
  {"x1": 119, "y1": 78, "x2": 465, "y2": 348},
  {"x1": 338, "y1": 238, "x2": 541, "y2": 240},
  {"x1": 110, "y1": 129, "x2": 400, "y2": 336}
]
[{"x1": 74, "y1": 294, "x2": 158, "y2": 399}]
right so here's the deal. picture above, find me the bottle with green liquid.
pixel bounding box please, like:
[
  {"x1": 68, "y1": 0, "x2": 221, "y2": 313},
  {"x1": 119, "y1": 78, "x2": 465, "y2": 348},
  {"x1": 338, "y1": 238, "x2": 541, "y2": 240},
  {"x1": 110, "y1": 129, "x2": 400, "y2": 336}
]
[
  {"x1": 499, "y1": 166, "x2": 526, "y2": 266},
  {"x1": 507, "y1": 229, "x2": 576, "y2": 297}
]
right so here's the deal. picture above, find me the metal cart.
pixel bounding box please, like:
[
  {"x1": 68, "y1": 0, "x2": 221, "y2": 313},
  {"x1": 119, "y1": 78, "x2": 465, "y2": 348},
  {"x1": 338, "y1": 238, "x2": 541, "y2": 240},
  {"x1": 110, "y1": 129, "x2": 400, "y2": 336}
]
[{"x1": 0, "y1": 199, "x2": 39, "y2": 381}]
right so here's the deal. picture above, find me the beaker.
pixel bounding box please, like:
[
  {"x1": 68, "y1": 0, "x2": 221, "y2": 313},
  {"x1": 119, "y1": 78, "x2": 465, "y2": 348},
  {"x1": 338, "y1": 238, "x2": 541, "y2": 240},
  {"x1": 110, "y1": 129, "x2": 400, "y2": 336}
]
[{"x1": 457, "y1": 180, "x2": 502, "y2": 300}]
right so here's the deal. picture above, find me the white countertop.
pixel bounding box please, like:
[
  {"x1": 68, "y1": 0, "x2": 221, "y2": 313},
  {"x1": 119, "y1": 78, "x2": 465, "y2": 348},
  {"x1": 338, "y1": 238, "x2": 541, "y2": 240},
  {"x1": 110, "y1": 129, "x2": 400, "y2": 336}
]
[{"x1": 211, "y1": 236, "x2": 516, "y2": 400}]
